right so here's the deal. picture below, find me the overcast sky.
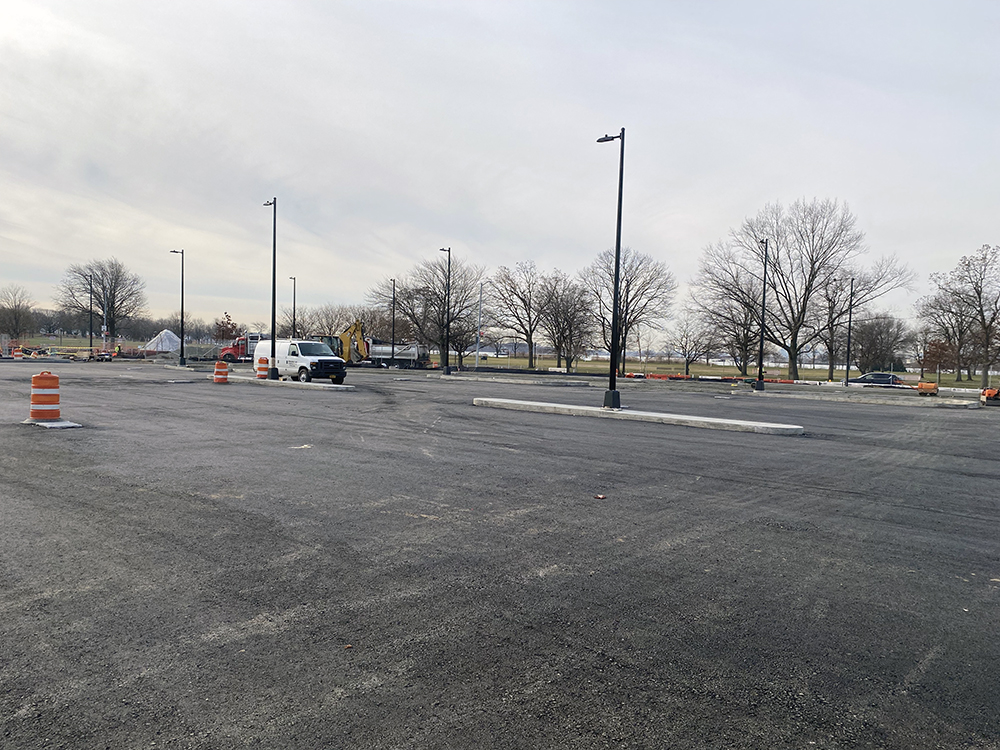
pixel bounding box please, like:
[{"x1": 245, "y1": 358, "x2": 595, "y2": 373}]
[{"x1": 2, "y1": 0, "x2": 998, "y2": 328}]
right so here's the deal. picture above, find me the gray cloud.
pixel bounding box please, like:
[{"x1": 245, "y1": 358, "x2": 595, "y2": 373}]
[{"x1": 1, "y1": 0, "x2": 998, "y2": 324}]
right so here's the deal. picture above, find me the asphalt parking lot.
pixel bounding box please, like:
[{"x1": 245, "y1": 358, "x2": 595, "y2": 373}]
[{"x1": 2, "y1": 361, "x2": 999, "y2": 749}]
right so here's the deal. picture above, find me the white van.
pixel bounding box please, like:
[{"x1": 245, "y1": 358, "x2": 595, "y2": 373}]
[{"x1": 252, "y1": 339, "x2": 348, "y2": 384}]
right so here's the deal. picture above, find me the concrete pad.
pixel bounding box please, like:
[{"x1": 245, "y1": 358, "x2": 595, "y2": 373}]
[
  {"x1": 473, "y1": 398, "x2": 804, "y2": 435},
  {"x1": 216, "y1": 374, "x2": 354, "y2": 391},
  {"x1": 22, "y1": 419, "x2": 83, "y2": 428}
]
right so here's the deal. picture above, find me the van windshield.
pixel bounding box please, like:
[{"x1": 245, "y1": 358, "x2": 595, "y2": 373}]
[{"x1": 297, "y1": 342, "x2": 335, "y2": 356}]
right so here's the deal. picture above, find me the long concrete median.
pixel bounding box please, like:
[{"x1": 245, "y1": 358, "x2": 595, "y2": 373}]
[{"x1": 473, "y1": 398, "x2": 804, "y2": 435}]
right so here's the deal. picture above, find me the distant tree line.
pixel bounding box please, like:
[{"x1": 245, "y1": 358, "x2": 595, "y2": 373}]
[{"x1": 5, "y1": 200, "x2": 998, "y2": 381}]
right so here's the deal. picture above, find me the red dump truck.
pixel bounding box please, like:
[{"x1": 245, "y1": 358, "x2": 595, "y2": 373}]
[{"x1": 219, "y1": 333, "x2": 268, "y2": 363}]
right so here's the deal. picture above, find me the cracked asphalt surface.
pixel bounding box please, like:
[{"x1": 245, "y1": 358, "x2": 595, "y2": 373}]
[{"x1": 1, "y1": 361, "x2": 998, "y2": 749}]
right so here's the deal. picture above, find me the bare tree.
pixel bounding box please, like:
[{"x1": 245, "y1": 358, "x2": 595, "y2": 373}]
[
  {"x1": 851, "y1": 314, "x2": 913, "y2": 374},
  {"x1": 910, "y1": 326, "x2": 935, "y2": 379},
  {"x1": 55, "y1": 258, "x2": 147, "y2": 339},
  {"x1": 699, "y1": 199, "x2": 910, "y2": 380},
  {"x1": 918, "y1": 278, "x2": 978, "y2": 382},
  {"x1": 279, "y1": 305, "x2": 323, "y2": 338},
  {"x1": 539, "y1": 270, "x2": 595, "y2": 371},
  {"x1": 369, "y1": 256, "x2": 485, "y2": 368},
  {"x1": 491, "y1": 261, "x2": 548, "y2": 369},
  {"x1": 690, "y1": 241, "x2": 760, "y2": 376},
  {"x1": 0, "y1": 284, "x2": 36, "y2": 340},
  {"x1": 814, "y1": 257, "x2": 915, "y2": 380},
  {"x1": 667, "y1": 309, "x2": 717, "y2": 377},
  {"x1": 925, "y1": 246, "x2": 1000, "y2": 388},
  {"x1": 583, "y1": 246, "x2": 676, "y2": 374}
]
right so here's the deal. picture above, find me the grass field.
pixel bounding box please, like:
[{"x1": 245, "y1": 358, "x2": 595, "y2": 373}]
[{"x1": 460, "y1": 353, "x2": 986, "y2": 389}]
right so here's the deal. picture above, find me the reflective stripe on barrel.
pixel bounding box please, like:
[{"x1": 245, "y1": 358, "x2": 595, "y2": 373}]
[{"x1": 30, "y1": 371, "x2": 60, "y2": 421}]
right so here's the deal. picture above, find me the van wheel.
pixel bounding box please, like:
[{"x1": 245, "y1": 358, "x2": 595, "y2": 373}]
[
  {"x1": 297, "y1": 368, "x2": 312, "y2": 383},
  {"x1": 331, "y1": 375, "x2": 345, "y2": 385}
]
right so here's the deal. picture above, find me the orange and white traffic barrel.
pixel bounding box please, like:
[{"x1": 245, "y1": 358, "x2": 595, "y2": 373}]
[
  {"x1": 29, "y1": 371, "x2": 60, "y2": 422},
  {"x1": 256, "y1": 356, "x2": 268, "y2": 379},
  {"x1": 214, "y1": 360, "x2": 229, "y2": 384},
  {"x1": 13, "y1": 348, "x2": 24, "y2": 360}
]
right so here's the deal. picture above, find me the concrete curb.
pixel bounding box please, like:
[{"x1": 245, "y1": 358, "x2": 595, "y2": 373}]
[
  {"x1": 750, "y1": 391, "x2": 977, "y2": 409},
  {"x1": 437, "y1": 374, "x2": 591, "y2": 387},
  {"x1": 473, "y1": 398, "x2": 804, "y2": 435},
  {"x1": 213, "y1": 375, "x2": 355, "y2": 391}
]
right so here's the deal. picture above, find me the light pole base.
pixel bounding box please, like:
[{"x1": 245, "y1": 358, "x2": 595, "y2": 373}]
[
  {"x1": 268, "y1": 368, "x2": 279, "y2": 381},
  {"x1": 753, "y1": 379, "x2": 765, "y2": 391},
  {"x1": 179, "y1": 357, "x2": 186, "y2": 367},
  {"x1": 443, "y1": 366, "x2": 452, "y2": 375},
  {"x1": 603, "y1": 390, "x2": 621, "y2": 409}
]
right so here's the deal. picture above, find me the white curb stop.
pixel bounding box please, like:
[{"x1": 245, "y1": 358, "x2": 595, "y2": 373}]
[{"x1": 473, "y1": 398, "x2": 804, "y2": 436}]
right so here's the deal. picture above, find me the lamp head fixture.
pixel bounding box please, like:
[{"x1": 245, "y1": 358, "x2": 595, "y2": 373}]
[{"x1": 596, "y1": 135, "x2": 617, "y2": 143}]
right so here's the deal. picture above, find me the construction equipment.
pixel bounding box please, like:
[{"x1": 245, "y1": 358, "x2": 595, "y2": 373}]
[
  {"x1": 339, "y1": 321, "x2": 368, "y2": 364},
  {"x1": 981, "y1": 387, "x2": 1000, "y2": 406},
  {"x1": 308, "y1": 322, "x2": 369, "y2": 365},
  {"x1": 916, "y1": 381, "x2": 939, "y2": 396}
]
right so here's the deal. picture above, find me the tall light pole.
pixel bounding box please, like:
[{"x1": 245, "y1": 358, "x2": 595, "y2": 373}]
[
  {"x1": 88, "y1": 273, "x2": 94, "y2": 358},
  {"x1": 390, "y1": 278, "x2": 396, "y2": 368},
  {"x1": 439, "y1": 247, "x2": 452, "y2": 374},
  {"x1": 475, "y1": 280, "x2": 486, "y2": 370},
  {"x1": 843, "y1": 277, "x2": 855, "y2": 386},
  {"x1": 170, "y1": 249, "x2": 186, "y2": 366},
  {"x1": 755, "y1": 237, "x2": 769, "y2": 391},
  {"x1": 289, "y1": 276, "x2": 297, "y2": 338},
  {"x1": 264, "y1": 197, "x2": 278, "y2": 379},
  {"x1": 597, "y1": 127, "x2": 625, "y2": 409}
]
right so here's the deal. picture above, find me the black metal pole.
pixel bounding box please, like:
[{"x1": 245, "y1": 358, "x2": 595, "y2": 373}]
[
  {"x1": 390, "y1": 278, "x2": 396, "y2": 367},
  {"x1": 265, "y1": 198, "x2": 278, "y2": 379},
  {"x1": 179, "y1": 251, "x2": 185, "y2": 365},
  {"x1": 170, "y1": 250, "x2": 186, "y2": 365},
  {"x1": 598, "y1": 128, "x2": 625, "y2": 408},
  {"x1": 440, "y1": 247, "x2": 451, "y2": 374},
  {"x1": 88, "y1": 274, "x2": 93, "y2": 359},
  {"x1": 844, "y1": 277, "x2": 855, "y2": 386},
  {"x1": 755, "y1": 238, "x2": 769, "y2": 391},
  {"x1": 289, "y1": 276, "x2": 296, "y2": 338},
  {"x1": 475, "y1": 281, "x2": 484, "y2": 370}
]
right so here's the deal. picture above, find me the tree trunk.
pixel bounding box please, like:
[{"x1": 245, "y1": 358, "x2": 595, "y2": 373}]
[
  {"x1": 526, "y1": 334, "x2": 534, "y2": 369},
  {"x1": 786, "y1": 343, "x2": 800, "y2": 380}
]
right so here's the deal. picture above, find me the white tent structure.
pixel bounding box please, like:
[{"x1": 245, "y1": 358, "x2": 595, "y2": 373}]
[{"x1": 143, "y1": 329, "x2": 181, "y2": 352}]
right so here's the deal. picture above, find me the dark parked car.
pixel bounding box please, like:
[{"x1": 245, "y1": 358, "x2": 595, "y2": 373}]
[{"x1": 848, "y1": 372, "x2": 907, "y2": 387}]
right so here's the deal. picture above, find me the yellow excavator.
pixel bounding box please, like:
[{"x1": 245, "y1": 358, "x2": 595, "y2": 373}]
[{"x1": 309, "y1": 321, "x2": 369, "y2": 365}]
